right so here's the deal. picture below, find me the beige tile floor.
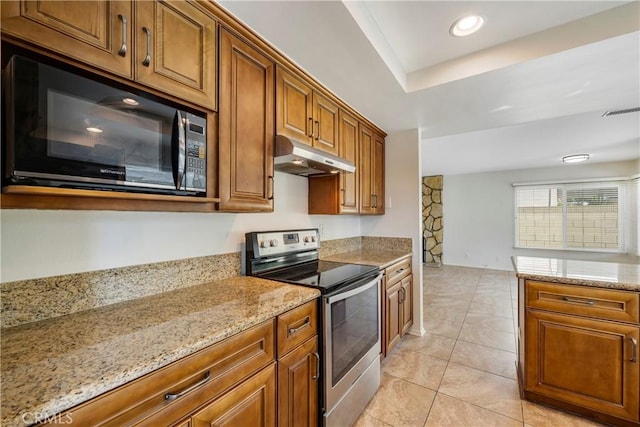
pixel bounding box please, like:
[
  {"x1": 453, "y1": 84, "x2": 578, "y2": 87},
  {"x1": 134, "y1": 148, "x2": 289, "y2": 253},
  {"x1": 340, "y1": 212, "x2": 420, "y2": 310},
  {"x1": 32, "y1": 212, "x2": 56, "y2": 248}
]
[{"x1": 354, "y1": 265, "x2": 605, "y2": 427}]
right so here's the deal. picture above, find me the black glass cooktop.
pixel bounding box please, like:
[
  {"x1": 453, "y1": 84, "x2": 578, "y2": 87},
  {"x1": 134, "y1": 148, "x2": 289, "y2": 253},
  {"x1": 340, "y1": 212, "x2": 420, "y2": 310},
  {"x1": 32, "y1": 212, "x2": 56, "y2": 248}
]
[{"x1": 257, "y1": 260, "x2": 379, "y2": 291}]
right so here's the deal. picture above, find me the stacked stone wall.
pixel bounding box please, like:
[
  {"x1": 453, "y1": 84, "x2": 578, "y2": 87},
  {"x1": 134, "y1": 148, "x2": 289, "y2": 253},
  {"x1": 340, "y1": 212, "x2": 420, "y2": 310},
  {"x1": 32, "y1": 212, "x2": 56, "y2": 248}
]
[{"x1": 422, "y1": 176, "x2": 443, "y2": 265}]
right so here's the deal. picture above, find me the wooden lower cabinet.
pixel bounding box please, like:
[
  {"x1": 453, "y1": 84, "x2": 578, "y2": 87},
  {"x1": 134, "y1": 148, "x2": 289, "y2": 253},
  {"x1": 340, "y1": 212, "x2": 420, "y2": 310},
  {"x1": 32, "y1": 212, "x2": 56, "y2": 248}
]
[
  {"x1": 192, "y1": 363, "x2": 277, "y2": 427},
  {"x1": 44, "y1": 301, "x2": 320, "y2": 427},
  {"x1": 277, "y1": 337, "x2": 319, "y2": 427},
  {"x1": 383, "y1": 256, "x2": 413, "y2": 356},
  {"x1": 521, "y1": 280, "x2": 640, "y2": 425}
]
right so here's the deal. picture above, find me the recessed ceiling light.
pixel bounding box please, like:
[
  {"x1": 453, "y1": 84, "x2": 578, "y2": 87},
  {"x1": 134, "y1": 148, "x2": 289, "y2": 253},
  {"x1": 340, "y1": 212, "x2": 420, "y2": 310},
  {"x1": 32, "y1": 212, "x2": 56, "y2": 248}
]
[
  {"x1": 450, "y1": 15, "x2": 485, "y2": 37},
  {"x1": 86, "y1": 127, "x2": 103, "y2": 134},
  {"x1": 562, "y1": 154, "x2": 590, "y2": 164}
]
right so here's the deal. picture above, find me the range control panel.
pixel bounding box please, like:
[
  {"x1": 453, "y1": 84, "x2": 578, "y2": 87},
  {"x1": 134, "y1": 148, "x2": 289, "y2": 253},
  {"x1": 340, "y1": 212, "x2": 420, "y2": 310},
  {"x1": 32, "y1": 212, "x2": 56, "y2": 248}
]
[{"x1": 250, "y1": 229, "x2": 319, "y2": 257}]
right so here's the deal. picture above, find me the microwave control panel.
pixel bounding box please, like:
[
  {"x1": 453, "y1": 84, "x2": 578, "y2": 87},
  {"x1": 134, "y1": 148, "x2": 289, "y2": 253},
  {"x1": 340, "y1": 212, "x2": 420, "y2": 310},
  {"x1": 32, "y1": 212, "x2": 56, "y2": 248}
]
[{"x1": 185, "y1": 112, "x2": 207, "y2": 192}]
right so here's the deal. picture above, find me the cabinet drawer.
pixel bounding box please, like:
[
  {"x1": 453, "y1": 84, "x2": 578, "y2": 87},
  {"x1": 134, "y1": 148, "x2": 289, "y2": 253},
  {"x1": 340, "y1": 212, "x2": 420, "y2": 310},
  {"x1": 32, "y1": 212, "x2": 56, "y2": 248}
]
[
  {"x1": 385, "y1": 256, "x2": 411, "y2": 285},
  {"x1": 526, "y1": 281, "x2": 639, "y2": 324},
  {"x1": 277, "y1": 300, "x2": 318, "y2": 356},
  {"x1": 47, "y1": 320, "x2": 275, "y2": 426}
]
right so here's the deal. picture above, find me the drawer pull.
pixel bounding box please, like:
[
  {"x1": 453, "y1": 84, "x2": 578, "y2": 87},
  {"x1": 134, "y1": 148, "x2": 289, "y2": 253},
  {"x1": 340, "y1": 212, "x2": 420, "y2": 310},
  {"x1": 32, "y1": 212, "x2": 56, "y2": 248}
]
[
  {"x1": 312, "y1": 352, "x2": 320, "y2": 380},
  {"x1": 395, "y1": 268, "x2": 406, "y2": 275},
  {"x1": 288, "y1": 317, "x2": 310, "y2": 336},
  {"x1": 117, "y1": 14, "x2": 127, "y2": 57},
  {"x1": 142, "y1": 27, "x2": 152, "y2": 67},
  {"x1": 165, "y1": 370, "x2": 211, "y2": 401},
  {"x1": 631, "y1": 337, "x2": 637, "y2": 363},
  {"x1": 562, "y1": 296, "x2": 595, "y2": 306}
]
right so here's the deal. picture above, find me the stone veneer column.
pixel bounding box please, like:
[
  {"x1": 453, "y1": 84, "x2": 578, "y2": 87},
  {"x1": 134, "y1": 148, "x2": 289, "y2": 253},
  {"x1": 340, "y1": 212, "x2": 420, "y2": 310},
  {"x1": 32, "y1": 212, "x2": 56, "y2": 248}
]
[{"x1": 422, "y1": 175, "x2": 443, "y2": 266}]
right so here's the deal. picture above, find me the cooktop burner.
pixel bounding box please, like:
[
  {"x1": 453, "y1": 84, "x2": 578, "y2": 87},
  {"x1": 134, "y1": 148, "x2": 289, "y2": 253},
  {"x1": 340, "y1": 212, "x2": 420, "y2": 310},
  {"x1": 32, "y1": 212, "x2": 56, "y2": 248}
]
[{"x1": 256, "y1": 260, "x2": 379, "y2": 291}]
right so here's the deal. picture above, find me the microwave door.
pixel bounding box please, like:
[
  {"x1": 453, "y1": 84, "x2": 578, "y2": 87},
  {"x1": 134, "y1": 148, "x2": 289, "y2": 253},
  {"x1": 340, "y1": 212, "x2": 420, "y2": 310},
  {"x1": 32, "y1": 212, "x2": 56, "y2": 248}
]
[{"x1": 172, "y1": 111, "x2": 186, "y2": 190}]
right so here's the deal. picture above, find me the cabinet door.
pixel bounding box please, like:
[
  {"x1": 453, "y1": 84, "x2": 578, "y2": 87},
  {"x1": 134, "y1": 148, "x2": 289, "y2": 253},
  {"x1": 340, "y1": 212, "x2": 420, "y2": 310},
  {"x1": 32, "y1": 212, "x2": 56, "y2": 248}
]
[
  {"x1": 338, "y1": 110, "x2": 359, "y2": 213},
  {"x1": 218, "y1": 28, "x2": 275, "y2": 212},
  {"x1": 276, "y1": 67, "x2": 313, "y2": 145},
  {"x1": 278, "y1": 337, "x2": 319, "y2": 427},
  {"x1": 192, "y1": 364, "x2": 277, "y2": 427},
  {"x1": 373, "y1": 133, "x2": 385, "y2": 214},
  {"x1": 525, "y1": 310, "x2": 639, "y2": 422},
  {"x1": 358, "y1": 123, "x2": 375, "y2": 214},
  {"x1": 385, "y1": 280, "x2": 402, "y2": 354},
  {"x1": 135, "y1": 0, "x2": 217, "y2": 110},
  {"x1": 400, "y1": 275, "x2": 413, "y2": 336},
  {"x1": 1, "y1": 0, "x2": 132, "y2": 78},
  {"x1": 312, "y1": 92, "x2": 339, "y2": 155}
]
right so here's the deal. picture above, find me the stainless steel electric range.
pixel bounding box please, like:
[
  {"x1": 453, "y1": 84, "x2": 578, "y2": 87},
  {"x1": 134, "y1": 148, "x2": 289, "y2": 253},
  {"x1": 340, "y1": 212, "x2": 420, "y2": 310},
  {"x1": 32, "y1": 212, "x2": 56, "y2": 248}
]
[{"x1": 245, "y1": 228, "x2": 382, "y2": 427}]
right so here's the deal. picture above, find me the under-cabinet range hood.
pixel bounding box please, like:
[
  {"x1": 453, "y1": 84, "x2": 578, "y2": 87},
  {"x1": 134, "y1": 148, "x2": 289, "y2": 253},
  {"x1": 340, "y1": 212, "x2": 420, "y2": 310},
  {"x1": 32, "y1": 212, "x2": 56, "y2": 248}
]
[{"x1": 274, "y1": 135, "x2": 356, "y2": 176}]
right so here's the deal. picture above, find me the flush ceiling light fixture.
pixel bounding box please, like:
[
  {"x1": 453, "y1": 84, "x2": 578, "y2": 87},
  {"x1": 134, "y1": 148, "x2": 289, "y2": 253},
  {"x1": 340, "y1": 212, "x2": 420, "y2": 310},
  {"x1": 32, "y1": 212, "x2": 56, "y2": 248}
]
[
  {"x1": 449, "y1": 15, "x2": 485, "y2": 37},
  {"x1": 86, "y1": 127, "x2": 103, "y2": 134},
  {"x1": 562, "y1": 154, "x2": 590, "y2": 164}
]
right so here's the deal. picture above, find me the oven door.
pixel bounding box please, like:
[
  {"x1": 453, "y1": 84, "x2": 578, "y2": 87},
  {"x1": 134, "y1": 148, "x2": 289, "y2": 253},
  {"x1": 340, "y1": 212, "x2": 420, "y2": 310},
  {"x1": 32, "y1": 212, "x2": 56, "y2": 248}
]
[{"x1": 323, "y1": 273, "x2": 382, "y2": 414}]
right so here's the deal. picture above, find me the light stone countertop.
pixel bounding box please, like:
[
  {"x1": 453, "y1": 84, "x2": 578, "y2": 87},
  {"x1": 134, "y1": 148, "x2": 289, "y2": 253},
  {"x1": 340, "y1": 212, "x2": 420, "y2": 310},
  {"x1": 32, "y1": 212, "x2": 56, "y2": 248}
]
[
  {"x1": 322, "y1": 249, "x2": 412, "y2": 269},
  {"x1": 1, "y1": 276, "x2": 319, "y2": 427},
  {"x1": 512, "y1": 256, "x2": 640, "y2": 291}
]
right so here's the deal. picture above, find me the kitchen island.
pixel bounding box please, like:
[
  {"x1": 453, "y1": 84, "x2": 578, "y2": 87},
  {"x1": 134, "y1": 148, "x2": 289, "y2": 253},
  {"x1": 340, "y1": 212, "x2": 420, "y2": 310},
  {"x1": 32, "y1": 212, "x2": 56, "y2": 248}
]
[
  {"x1": 513, "y1": 256, "x2": 640, "y2": 426},
  {"x1": 0, "y1": 276, "x2": 319, "y2": 426}
]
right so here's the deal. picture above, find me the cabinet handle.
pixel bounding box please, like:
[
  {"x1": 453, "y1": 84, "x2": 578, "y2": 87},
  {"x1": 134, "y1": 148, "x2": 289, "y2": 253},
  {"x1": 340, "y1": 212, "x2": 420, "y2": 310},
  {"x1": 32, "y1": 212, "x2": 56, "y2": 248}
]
[
  {"x1": 398, "y1": 287, "x2": 405, "y2": 304},
  {"x1": 267, "y1": 175, "x2": 274, "y2": 200},
  {"x1": 117, "y1": 14, "x2": 127, "y2": 57},
  {"x1": 314, "y1": 120, "x2": 320, "y2": 141},
  {"x1": 165, "y1": 370, "x2": 211, "y2": 401},
  {"x1": 631, "y1": 337, "x2": 637, "y2": 363},
  {"x1": 312, "y1": 352, "x2": 320, "y2": 380},
  {"x1": 308, "y1": 118, "x2": 313, "y2": 137},
  {"x1": 561, "y1": 296, "x2": 595, "y2": 306},
  {"x1": 340, "y1": 188, "x2": 345, "y2": 206},
  {"x1": 142, "y1": 27, "x2": 152, "y2": 67},
  {"x1": 288, "y1": 317, "x2": 310, "y2": 336},
  {"x1": 372, "y1": 194, "x2": 378, "y2": 208}
]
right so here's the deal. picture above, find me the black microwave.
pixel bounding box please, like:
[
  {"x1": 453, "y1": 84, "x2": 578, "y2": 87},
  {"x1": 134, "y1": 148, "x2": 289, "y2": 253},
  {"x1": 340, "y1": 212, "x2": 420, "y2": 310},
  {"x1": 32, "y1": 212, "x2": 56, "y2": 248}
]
[{"x1": 2, "y1": 55, "x2": 207, "y2": 196}]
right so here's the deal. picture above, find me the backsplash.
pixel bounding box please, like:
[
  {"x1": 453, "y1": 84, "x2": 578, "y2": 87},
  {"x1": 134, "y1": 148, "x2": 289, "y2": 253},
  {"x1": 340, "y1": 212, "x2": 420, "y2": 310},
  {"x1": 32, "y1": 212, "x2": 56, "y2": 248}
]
[
  {"x1": 2, "y1": 236, "x2": 411, "y2": 328},
  {"x1": 1, "y1": 253, "x2": 240, "y2": 328}
]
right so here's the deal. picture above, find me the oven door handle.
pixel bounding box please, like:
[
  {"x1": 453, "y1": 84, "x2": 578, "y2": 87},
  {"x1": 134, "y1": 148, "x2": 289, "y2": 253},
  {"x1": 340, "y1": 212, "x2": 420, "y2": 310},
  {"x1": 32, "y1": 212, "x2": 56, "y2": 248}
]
[{"x1": 325, "y1": 273, "x2": 382, "y2": 304}]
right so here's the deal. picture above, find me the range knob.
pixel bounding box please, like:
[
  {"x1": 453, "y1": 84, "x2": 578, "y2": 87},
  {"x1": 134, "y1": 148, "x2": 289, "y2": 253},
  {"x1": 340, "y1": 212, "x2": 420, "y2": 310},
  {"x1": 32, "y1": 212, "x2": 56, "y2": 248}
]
[
  {"x1": 304, "y1": 236, "x2": 311, "y2": 243},
  {"x1": 311, "y1": 235, "x2": 316, "y2": 242},
  {"x1": 259, "y1": 240, "x2": 266, "y2": 248},
  {"x1": 269, "y1": 239, "x2": 278, "y2": 247}
]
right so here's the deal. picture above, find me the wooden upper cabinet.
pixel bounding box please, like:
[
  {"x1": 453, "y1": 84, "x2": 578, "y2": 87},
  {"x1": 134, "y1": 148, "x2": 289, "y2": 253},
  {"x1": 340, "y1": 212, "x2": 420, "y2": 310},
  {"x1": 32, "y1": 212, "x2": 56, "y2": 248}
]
[
  {"x1": 135, "y1": 0, "x2": 217, "y2": 111},
  {"x1": 276, "y1": 66, "x2": 314, "y2": 144},
  {"x1": 358, "y1": 123, "x2": 375, "y2": 214},
  {"x1": 373, "y1": 132, "x2": 385, "y2": 214},
  {"x1": 1, "y1": 0, "x2": 217, "y2": 111},
  {"x1": 276, "y1": 66, "x2": 340, "y2": 155},
  {"x1": 358, "y1": 125, "x2": 384, "y2": 215},
  {"x1": 312, "y1": 92, "x2": 339, "y2": 156},
  {"x1": 218, "y1": 28, "x2": 275, "y2": 212},
  {"x1": 0, "y1": 0, "x2": 133, "y2": 78},
  {"x1": 338, "y1": 109, "x2": 359, "y2": 213}
]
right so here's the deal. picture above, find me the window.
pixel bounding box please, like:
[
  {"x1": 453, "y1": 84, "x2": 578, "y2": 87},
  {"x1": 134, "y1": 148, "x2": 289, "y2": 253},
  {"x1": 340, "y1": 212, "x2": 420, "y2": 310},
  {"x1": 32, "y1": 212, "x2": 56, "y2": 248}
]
[{"x1": 514, "y1": 181, "x2": 623, "y2": 252}]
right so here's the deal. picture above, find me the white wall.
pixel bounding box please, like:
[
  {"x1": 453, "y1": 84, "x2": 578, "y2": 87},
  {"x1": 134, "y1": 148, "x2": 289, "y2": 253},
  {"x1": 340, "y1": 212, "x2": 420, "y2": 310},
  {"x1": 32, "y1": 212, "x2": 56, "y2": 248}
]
[
  {"x1": 362, "y1": 129, "x2": 425, "y2": 336},
  {"x1": 442, "y1": 159, "x2": 639, "y2": 270},
  {"x1": 0, "y1": 172, "x2": 361, "y2": 282}
]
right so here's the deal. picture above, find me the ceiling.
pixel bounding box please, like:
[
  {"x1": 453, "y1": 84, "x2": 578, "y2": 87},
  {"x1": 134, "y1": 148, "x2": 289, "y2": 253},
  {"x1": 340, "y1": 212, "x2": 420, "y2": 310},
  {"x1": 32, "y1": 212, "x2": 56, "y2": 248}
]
[{"x1": 218, "y1": 1, "x2": 640, "y2": 176}]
